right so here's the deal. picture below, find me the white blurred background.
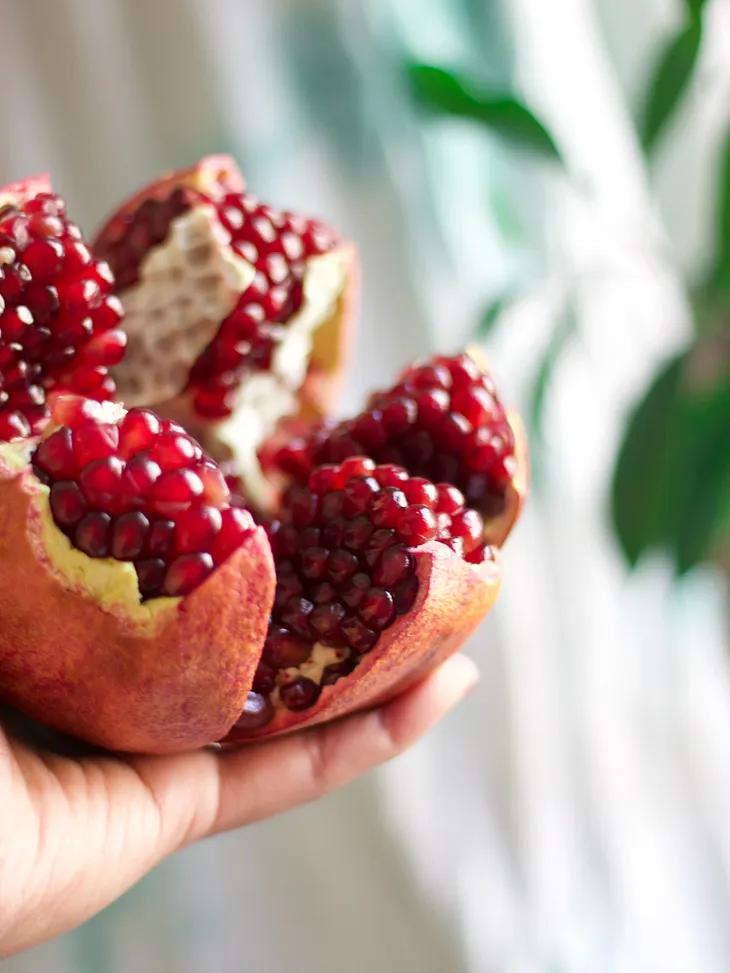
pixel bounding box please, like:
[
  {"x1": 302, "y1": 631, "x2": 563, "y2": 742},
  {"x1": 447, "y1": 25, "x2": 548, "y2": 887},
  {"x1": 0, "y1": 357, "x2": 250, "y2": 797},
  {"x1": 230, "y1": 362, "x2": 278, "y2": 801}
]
[{"x1": 3, "y1": 1, "x2": 730, "y2": 970}]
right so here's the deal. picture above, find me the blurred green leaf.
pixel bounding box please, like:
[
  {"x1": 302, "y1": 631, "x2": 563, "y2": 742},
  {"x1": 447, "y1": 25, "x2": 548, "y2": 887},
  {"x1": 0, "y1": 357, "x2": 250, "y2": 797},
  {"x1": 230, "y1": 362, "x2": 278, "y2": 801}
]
[
  {"x1": 640, "y1": 21, "x2": 702, "y2": 154},
  {"x1": 673, "y1": 378, "x2": 730, "y2": 572},
  {"x1": 611, "y1": 354, "x2": 687, "y2": 565},
  {"x1": 711, "y1": 133, "x2": 730, "y2": 297},
  {"x1": 406, "y1": 63, "x2": 563, "y2": 164},
  {"x1": 684, "y1": 0, "x2": 709, "y2": 20},
  {"x1": 475, "y1": 288, "x2": 519, "y2": 340}
]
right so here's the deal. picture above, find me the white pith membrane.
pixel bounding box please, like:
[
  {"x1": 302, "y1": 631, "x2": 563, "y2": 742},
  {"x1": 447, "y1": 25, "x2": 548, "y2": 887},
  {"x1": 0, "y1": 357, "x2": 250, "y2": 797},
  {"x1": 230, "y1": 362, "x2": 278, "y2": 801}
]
[
  {"x1": 215, "y1": 248, "x2": 349, "y2": 511},
  {"x1": 111, "y1": 205, "x2": 256, "y2": 404},
  {"x1": 272, "y1": 643, "x2": 346, "y2": 702},
  {"x1": 110, "y1": 198, "x2": 349, "y2": 510},
  {"x1": 0, "y1": 404, "x2": 182, "y2": 627}
]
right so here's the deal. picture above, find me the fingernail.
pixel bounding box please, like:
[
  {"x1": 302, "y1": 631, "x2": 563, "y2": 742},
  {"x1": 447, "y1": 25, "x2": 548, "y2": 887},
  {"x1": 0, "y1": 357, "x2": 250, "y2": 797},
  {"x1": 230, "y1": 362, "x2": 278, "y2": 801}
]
[{"x1": 448, "y1": 653, "x2": 480, "y2": 695}]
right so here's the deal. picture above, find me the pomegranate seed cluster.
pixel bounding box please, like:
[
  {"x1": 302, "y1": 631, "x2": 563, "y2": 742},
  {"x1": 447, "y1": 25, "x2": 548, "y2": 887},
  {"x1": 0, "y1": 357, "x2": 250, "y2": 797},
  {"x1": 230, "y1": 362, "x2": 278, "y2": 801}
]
[
  {"x1": 275, "y1": 353, "x2": 516, "y2": 515},
  {"x1": 0, "y1": 192, "x2": 125, "y2": 442},
  {"x1": 31, "y1": 397, "x2": 254, "y2": 599},
  {"x1": 248, "y1": 456, "x2": 491, "y2": 719},
  {"x1": 97, "y1": 186, "x2": 339, "y2": 421}
]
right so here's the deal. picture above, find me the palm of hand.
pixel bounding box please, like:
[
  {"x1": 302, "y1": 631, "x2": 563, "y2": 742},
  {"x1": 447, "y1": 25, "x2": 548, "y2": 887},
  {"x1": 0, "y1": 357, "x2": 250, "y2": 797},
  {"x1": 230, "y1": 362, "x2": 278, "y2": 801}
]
[{"x1": 0, "y1": 654, "x2": 476, "y2": 957}]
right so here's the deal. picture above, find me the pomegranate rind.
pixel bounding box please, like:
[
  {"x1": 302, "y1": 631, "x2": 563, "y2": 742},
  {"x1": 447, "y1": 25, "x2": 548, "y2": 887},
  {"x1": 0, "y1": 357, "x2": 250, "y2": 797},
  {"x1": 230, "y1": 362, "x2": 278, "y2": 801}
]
[
  {"x1": 484, "y1": 408, "x2": 528, "y2": 548},
  {"x1": 223, "y1": 542, "x2": 501, "y2": 743},
  {"x1": 0, "y1": 446, "x2": 276, "y2": 755},
  {"x1": 0, "y1": 174, "x2": 53, "y2": 208}
]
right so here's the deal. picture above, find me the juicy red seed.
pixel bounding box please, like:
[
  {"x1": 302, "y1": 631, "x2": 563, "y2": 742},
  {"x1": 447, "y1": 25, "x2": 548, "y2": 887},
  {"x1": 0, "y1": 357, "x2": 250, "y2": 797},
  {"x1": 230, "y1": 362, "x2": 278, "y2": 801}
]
[
  {"x1": 232, "y1": 692, "x2": 275, "y2": 730},
  {"x1": 252, "y1": 665, "x2": 277, "y2": 696},
  {"x1": 342, "y1": 475, "x2": 380, "y2": 516},
  {"x1": 435, "y1": 483, "x2": 466, "y2": 514},
  {"x1": 120, "y1": 456, "x2": 162, "y2": 507},
  {"x1": 312, "y1": 582, "x2": 338, "y2": 604},
  {"x1": 393, "y1": 577, "x2": 419, "y2": 614},
  {"x1": 275, "y1": 573, "x2": 304, "y2": 608},
  {"x1": 373, "y1": 465, "x2": 409, "y2": 488},
  {"x1": 309, "y1": 602, "x2": 346, "y2": 640},
  {"x1": 265, "y1": 629, "x2": 311, "y2": 668},
  {"x1": 280, "y1": 596, "x2": 314, "y2": 638},
  {"x1": 340, "y1": 617, "x2": 379, "y2": 654},
  {"x1": 279, "y1": 677, "x2": 321, "y2": 712},
  {"x1": 338, "y1": 456, "x2": 375, "y2": 481},
  {"x1": 451, "y1": 386, "x2": 497, "y2": 426},
  {"x1": 286, "y1": 485, "x2": 320, "y2": 527},
  {"x1": 396, "y1": 505, "x2": 437, "y2": 546},
  {"x1": 118, "y1": 409, "x2": 161, "y2": 458},
  {"x1": 35, "y1": 427, "x2": 76, "y2": 477},
  {"x1": 150, "y1": 432, "x2": 201, "y2": 471},
  {"x1": 145, "y1": 519, "x2": 176, "y2": 557},
  {"x1": 197, "y1": 461, "x2": 231, "y2": 506},
  {"x1": 50, "y1": 481, "x2": 87, "y2": 527},
  {"x1": 299, "y1": 546, "x2": 329, "y2": 581},
  {"x1": 162, "y1": 552, "x2": 214, "y2": 597},
  {"x1": 381, "y1": 397, "x2": 417, "y2": 435},
  {"x1": 111, "y1": 511, "x2": 149, "y2": 560},
  {"x1": 369, "y1": 488, "x2": 408, "y2": 528},
  {"x1": 135, "y1": 558, "x2": 166, "y2": 596},
  {"x1": 326, "y1": 548, "x2": 359, "y2": 584},
  {"x1": 72, "y1": 422, "x2": 119, "y2": 467},
  {"x1": 414, "y1": 389, "x2": 450, "y2": 427},
  {"x1": 22, "y1": 237, "x2": 63, "y2": 282},
  {"x1": 78, "y1": 456, "x2": 123, "y2": 508},
  {"x1": 321, "y1": 490, "x2": 345, "y2": 520},
  {"x1": 449, "y1": 508, "x2": 484, "y2": 554},
  {"x1": 372, "y1": 546, "x2": 415, "y2": 588},
  {"x1": 340, "y1": 573, "x2": 370, "y2": 608},
  {"x1": 51, "y1": 396, "x2": 104, "y2": 430},
  {"x1": 271, "y1": 522, "x2": 299, "y2": 559},
  {"x1": 402, "y1": 477, "x2": 438, "y2": 507},
  {"x1": 308, "y1": 465, "x2": 342, "y2": 494},
  {"x1": 175, "y1": 505, "x2": 222, "y2": 553},
  {"x1": 0, "y1": 411, "x2": 31, "y2": 440},
  {"x1": 74, "y1": 512, "x2": 112, "y2": 558},
  {"x1": 342, "y1": 516, "x2": 374, "y2": 551},
  {"x1": 359, "y1": 588, "x2": 396, "y2": 631},
  {"x1": 211, "y1": 507, "x2": 253, "y2": 564},
  {"x1": 149, "y1": 469, "x2": 204, "y2": 516}
]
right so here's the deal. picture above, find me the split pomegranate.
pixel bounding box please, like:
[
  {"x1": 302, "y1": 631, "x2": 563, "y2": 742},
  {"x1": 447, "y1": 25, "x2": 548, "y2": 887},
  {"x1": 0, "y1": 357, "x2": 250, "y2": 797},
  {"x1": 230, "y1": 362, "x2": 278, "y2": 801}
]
[
  {"x1": 0, "y1": 175, "x2": 125, "y2": 442},
  {"x1": 0, "y1": 159, "x2": 527, "y2": 758},
  {"x1": 223, "y1": 455, "x2": 501, "y2": 741},
  {"x1": 93, "y1": 156, "x2": 358, "y2": 506},
  {"x1": 266, "y1": 349, "x2": 527, "y2": 546},
  {"x1": 0, "y1": 394, "x2": 275, "y2": 754}
]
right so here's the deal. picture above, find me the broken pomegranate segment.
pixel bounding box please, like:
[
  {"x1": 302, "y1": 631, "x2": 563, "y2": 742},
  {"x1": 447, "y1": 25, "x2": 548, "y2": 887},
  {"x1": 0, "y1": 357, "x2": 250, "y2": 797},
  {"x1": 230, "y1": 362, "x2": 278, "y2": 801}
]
[
  {"x1": 223, "y1": 456, "x2": 501, "y2": 742},
  {"x1": 267, "y1": 349, "x2": 527, "y2": 547},
  {"x1": 32, "y1": 395, "x2": 255, "y2": 599},
  {"x1": 0, "y1": 175, "x2": 125, "y2": 443},
  {"x1": 0, "y1": 394, "x2": 275, "y2": 754},
  {"x1": 93, "y1": 156, "x2": 358, "y2": 505}
]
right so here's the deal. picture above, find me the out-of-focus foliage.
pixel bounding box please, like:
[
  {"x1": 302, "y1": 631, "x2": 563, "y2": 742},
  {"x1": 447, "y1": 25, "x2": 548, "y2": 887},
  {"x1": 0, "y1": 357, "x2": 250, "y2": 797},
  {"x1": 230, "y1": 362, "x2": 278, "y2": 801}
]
[{"x1": 406, "y1": 2, "x2": 730, "y2": 579}]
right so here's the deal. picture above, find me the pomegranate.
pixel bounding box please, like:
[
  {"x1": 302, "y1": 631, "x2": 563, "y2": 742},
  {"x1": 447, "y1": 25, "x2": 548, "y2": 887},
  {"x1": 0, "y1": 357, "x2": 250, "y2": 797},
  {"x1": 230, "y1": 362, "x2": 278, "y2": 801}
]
[
  {"x1": 93, "y1": 156, "x2": 358, "y2": 507},
  {"x1": 223, "y1": 456, "x2": 502, "y2": 742},
  {"x1": 0, "y1": 175, "x2": 125, "y2": 442},
  {"x1": 0, "y1": 394, "x2": 275, "y2": 753},
  {"x1": 0, "y1": 160, "x2": 527, "y2": 757},
  {"x1": 264, "y1": 349, "x2": 527, "y2": 546}
]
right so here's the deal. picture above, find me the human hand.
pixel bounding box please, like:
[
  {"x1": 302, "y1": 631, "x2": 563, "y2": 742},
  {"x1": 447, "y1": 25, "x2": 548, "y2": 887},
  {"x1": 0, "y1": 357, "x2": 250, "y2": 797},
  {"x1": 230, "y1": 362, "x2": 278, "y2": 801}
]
[{"x1": 0, "y1": 653, "x2": 478, "y2": 957}]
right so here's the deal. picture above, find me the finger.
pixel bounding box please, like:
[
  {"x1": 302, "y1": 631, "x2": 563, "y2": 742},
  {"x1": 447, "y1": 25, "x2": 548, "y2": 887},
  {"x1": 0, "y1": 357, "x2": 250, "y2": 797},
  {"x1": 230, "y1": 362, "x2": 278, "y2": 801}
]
[{"x1": 202, "y1": 652, "x2": 479, "y2": 839}]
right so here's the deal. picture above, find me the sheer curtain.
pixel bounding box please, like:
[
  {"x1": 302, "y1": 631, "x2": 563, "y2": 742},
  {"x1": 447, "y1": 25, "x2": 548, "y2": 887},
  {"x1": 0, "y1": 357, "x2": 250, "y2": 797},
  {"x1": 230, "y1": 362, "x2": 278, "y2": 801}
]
[{"x1": 3, "y1": 2, "x2": 730, "y2": 971}]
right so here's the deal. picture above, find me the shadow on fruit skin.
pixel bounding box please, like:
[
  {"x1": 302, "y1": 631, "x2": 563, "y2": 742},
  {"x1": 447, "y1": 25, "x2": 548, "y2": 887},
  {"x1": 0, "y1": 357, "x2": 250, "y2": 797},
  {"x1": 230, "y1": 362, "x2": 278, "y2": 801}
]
[{"x1": 0, "y1": 701, "x2": 110, "y2": 759}]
